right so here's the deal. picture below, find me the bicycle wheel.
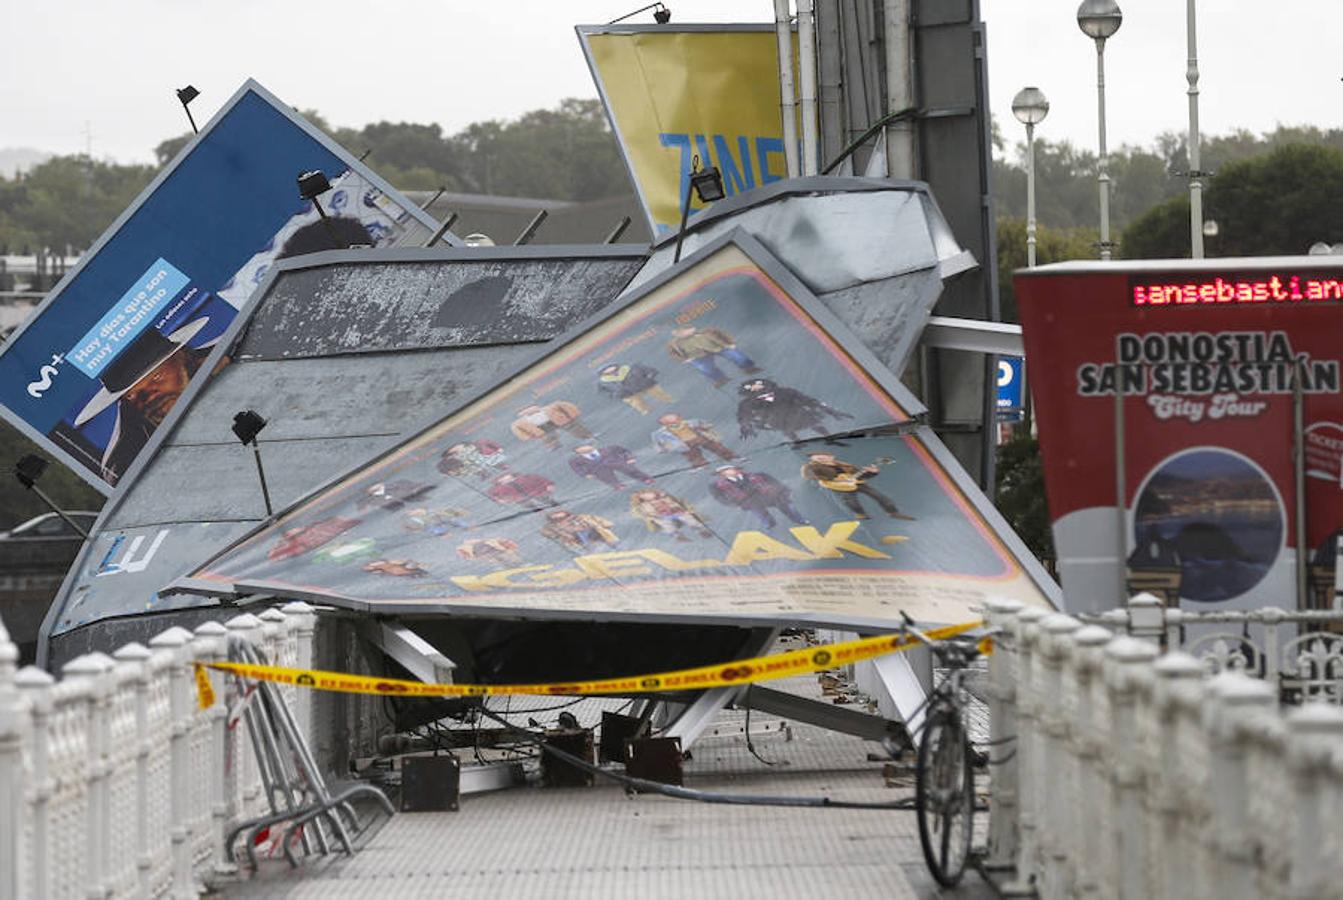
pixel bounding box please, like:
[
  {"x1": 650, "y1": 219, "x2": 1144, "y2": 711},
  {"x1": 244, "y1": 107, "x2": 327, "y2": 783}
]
[{"x1": 915, "y1": 705, "x2": 974, "y2": 887}]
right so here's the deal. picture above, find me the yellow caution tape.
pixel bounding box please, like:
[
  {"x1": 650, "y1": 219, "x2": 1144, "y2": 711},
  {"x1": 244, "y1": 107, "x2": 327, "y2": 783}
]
[
  {"x1": 195, "y1": 620, "x2": 983, "y2": 709},
  {"x1": 193, "y1": 663, "x2": 216, "y2": 711}
]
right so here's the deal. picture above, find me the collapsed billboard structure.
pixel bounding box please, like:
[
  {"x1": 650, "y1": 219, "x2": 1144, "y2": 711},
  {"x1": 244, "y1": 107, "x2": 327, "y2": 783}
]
[{"x1": 43, "y1": 179, "x2": 1055, "y2": 684}]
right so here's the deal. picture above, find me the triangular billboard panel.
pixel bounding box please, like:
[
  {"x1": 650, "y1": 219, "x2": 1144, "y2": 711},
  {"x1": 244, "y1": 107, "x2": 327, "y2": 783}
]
[
  {"x1": 0, "y1": 80, "x2": 440, "y2": 493},
  {"x1": 179, "y1": 233, "x2": 1055, "y2": 629}
]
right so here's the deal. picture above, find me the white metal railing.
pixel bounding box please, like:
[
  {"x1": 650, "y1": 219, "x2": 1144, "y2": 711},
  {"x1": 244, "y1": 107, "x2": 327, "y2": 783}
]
[
  {"x1": 984, "y1": 599, "x2": 1343, "y2": 900},
  {"x1": 0, "y1": 602, "x2": 317, "y2": 900},
  {"x1": 1085, "y1": 593, "x2": 1343, "y2": 702}
]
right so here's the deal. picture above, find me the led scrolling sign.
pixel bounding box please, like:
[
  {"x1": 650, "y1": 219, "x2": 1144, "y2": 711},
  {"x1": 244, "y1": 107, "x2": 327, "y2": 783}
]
[{"x1": 1132, "y1": 271, "x2": 1343, "y2": 306}]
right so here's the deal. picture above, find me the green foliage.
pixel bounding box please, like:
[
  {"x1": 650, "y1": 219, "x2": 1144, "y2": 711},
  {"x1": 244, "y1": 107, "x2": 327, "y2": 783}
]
[
  {"x1": 1121, "y1": 143, "x2": 1343, "y2": 258},
  {"x1": 1119, "y1": 194, "x2": 1190, "y2": 260},
  {"x1": 995, "y1": 430, "x2": 1054, "y2": 565},
  {"x1": 1207, "y1": 144, "x2": 1343, "y2": 256},
  {"x1": 995, "y1": 218, "x2": 1097, "y2": 322},
  {"x1": 0, "y1": 419, "x2": 104, "y2": 530},
  {"x1": 0, "y1": 155, "x2": 155, "y2": 253}
]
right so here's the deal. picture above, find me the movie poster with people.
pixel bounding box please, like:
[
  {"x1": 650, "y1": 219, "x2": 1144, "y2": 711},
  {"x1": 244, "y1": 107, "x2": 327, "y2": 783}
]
[
  {"x1": 0, "y1": 80, "x2": 437, "y2": 492},
  {"x1": 1017, "y1": 261, "x2": 1343, "y2": 614},
  {"x1": 183, "y1": 235, "x2": 1055, "y2": 630}
]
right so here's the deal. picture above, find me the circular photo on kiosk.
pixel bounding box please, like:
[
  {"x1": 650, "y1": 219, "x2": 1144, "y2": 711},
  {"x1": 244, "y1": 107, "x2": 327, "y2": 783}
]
[{"x1": 1131, "y1": 448, "x2": 1284, "y2": 603}]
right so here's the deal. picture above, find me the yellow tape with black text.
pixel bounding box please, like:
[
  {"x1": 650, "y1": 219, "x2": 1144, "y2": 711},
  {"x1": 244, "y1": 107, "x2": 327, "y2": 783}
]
[{"x1": 193, "y1": 620, "x2": 986, "y2": 710}]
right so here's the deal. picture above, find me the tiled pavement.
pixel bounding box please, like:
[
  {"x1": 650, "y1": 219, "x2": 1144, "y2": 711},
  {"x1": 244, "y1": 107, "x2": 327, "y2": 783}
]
[{"x1": 220, "y1": 660, "x2": 998, "y2": 899}]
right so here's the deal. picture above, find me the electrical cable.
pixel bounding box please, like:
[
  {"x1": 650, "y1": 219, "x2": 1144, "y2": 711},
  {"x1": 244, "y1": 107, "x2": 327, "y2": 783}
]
[{"x1": 477, "y1": 706, "x2": 916, "y2": 811}]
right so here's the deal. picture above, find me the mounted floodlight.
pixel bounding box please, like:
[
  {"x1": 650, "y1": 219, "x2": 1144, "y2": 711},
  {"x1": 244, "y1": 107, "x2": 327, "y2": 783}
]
[
  {"x1": 297, "y1": 170, "x2": 343, "y2": 246},
  {"x1": 232, "y1": 409, "x2": 267, "y2": 446},
  {"x1": 297, "y1": 170, "x2": 332, "y2": 206},
  {"x1": 673, "y1": 155, "x2": 726, "y2": 264},
  {"x1": 14, "y1": 453, "x2": 47, "y2": 489},
  {"x1": 689, "y1": 165, "x2": 726, "y2": 203},
  {"x1": 12, "y1": 453, "x2": 91, "y2": 539},
  {"x1": 232, "y1": 410, "x2": 274, "y2": 518},
  {"x1": 176, "y1": 85, "x2": 201, "y2": 134},
  {"x1": 607, "y1": 2, "x2": 671, "y2": 25}
]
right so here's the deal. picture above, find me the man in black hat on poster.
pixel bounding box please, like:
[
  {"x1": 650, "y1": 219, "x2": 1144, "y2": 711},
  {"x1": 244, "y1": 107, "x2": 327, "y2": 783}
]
[{"x1": 50, "y1": 309, "x2": 217, "y2": 486}]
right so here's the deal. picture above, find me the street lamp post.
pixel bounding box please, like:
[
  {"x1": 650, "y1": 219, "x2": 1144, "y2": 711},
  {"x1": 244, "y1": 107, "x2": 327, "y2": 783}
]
[
  {"x1": 1077, "y1": 0, "x2": 1122, "y2": 261},
  {"x1": 1186, "y1": 0, "x2": 1205, "y2": 258},
  {"x1": 1012, "y1": 87, "x2": 1050, "y2": 268}
]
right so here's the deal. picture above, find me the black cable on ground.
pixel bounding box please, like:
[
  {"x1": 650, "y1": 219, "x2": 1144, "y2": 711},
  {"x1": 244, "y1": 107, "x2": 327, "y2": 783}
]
[{"x1": 477, "y1": 707, "x2": 916, "y2": 811}]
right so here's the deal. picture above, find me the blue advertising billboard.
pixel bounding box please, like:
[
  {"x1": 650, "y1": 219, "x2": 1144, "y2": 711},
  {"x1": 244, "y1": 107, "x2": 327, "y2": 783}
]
[{"x1": 0, "y1": 80, "x2": 440, "y2": 493}]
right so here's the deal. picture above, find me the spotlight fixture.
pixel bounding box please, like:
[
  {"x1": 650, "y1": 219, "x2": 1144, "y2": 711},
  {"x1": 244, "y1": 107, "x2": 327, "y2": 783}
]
[
  {"x1": 232, "y1": 410, "x2": 274, "y2": 518},
  {"x1": 12, "y1": 453, "x2": 90, "y2": 539},
  {"x1": 673, "y1": 155, "x2": 726, "y2": 264},
  {"x1": 14, "y1": 453, "x2": 47, "y2": 489},
  {"x1": 176, "y1": 85, "x2": 201, "y2": 134},
  {"x1": 297, "y1": 170, "x2": 341, "y2": 246},
  {"x1": 232, "y1": 410, "x2": 267, "y2": 446},
  {"x1": 297, "y1": 170, "x2": 333, "y2": 206},
  {"x1": 607, "y1": 2, "x2": 671, "y2": 25}
]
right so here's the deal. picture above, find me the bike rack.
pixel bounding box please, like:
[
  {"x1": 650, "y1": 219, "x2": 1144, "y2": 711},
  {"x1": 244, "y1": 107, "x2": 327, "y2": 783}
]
[{"x1": 222, "y1": 636, "x2": 394, "y2": 869}]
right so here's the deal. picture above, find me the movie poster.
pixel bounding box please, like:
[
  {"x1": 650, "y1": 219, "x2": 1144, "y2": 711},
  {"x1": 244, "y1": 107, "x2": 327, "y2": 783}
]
[
  {"x1": 182, "y1": 236, "x2": 1054, "y2": 631},
  {"x1": 1017, "y1": 262, "x2": 1343, "y2": 614}
]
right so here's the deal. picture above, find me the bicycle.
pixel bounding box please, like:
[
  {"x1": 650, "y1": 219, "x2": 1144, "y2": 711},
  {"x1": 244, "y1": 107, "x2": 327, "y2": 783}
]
[{"x1": 900, "y1": 612, "x2": 989, "y2": 888}]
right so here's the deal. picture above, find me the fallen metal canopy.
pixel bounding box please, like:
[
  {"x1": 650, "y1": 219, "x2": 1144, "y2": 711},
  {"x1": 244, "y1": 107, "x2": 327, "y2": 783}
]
[
  {"x1": 39, "y1": 246, "x2": 649, "y2": 660},
  {"x1": 169, "y1": 231, "x2": 1056, "y2": 630}
]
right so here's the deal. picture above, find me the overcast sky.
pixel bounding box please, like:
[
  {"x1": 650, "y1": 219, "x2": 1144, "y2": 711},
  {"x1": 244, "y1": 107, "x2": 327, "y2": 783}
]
[{"x1": 4, "y1": 1, "x2": 1340, "y2": 165}]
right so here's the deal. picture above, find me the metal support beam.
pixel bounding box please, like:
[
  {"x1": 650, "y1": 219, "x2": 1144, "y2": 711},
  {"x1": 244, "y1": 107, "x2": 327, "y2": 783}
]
[
  {"x1": 743, "y1": 685, "x2": 906, "y2": 744},
  {"x1": 922, "y1": 315, "x2": 1023, "y2": 356},
  {"x1": 359, "y1": 620, "x2": 456, "y2": 684}
]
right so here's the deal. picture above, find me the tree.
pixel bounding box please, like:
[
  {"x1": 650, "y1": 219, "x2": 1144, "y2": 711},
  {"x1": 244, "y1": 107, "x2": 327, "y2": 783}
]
[
  {"x1": 995, "y1": 429, "x2": 1054, "y2": 566},
  {"x1": 996, "y1": 218, "x2": 1098, "y2": 322},
  {"x1": 0, "y1": 420, "x2": 104, "y2": 530},
  {"x1": 1206, "y1": 144, "x2": 1343, "y2": 256},
  {"x1": 1120, "y1": 194, "x2": 1190, "y2": 259},
  {"x1": 1121, "y1": 143, "x2": 1343, "y2": 258}
]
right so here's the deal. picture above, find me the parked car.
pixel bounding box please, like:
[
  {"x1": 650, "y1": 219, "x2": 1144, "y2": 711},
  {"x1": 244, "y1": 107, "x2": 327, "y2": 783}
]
[{"x1": 0, "y1": 510, "x2": 98, "y2": 540}]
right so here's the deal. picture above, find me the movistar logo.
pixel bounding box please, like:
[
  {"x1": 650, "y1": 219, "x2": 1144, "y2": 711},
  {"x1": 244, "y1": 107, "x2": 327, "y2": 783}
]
[{"x1": 26, "y1": 353, "x2": 64, "y2": 398}]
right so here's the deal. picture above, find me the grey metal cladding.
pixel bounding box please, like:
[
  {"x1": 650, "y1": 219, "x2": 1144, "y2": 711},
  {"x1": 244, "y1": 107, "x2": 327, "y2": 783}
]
[
  {"x1": 51, "y1": 521, "x2": 255, "y2": 636},
  {"x1": 48, "y1": 253, "x2": 648, "y2": 640},
  {"x1": 238, "y1": 257, "x2": 646, "y2": 359},
  {"x1": 816, "y1": 269, "x2": 944, "y2": 380},
  {"x1": 634, "y1": 186, "x2": 948, "y2": 296},
  {"x1": 165, "y1": 350, "x2": 520, "y2": 447}
]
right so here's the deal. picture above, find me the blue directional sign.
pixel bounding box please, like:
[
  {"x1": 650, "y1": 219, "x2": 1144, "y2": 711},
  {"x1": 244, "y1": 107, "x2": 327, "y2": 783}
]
[{"x1": 997, "y1": 357, "x2": 1024, "y2": 420}]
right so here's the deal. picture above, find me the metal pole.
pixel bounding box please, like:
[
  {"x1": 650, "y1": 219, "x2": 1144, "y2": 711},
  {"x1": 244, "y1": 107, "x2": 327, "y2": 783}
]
[
  {"x1": 1095, "y1": 37, "x2": 1113, "y2": 261},
  {"x1": 672, "y1": 187, "x2": 694, "y2": 264},
  {"x1": 512, "y1": 209, "x2": 548, "y2": 246},
  {"x1": 796, "y1": 0, "x2": 820, "y2": 175},
  {"x1": 883, "y1": 0, "x2": 916, "y2": 178},
  {"x1": 603, "y1": 216, "x2": 632, "y2": 244},
  {"x1": 251, "y1": 442, "x2": 274, "y2": 519},
  {"x1": 1294, "y1": 361, "x2": 1308, "y2": 609},
  {"x1": 27, "y1": 484, "x2": 90, "y2": 539},
  {"x1": 1026, "y1": 121, "x2": 1038, "y2": 268},
  {"x1": 422, "y1": 212, "x2": 458, "y2": 248},
  {"x1": 773, "y1": 0, "x2": 801, "y2": 178},
  {"x1": 1186, "y1": 0, "x2": 1204, "y2": 258},
  {"x1": 1115, "y1": 364, "x2": 1127, "y2": 604}
]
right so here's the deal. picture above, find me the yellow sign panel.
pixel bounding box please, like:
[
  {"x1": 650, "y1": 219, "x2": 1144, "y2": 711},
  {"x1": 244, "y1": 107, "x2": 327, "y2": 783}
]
[{"x1": 580, "y1": 27, "x2": 794, "y2": 235}]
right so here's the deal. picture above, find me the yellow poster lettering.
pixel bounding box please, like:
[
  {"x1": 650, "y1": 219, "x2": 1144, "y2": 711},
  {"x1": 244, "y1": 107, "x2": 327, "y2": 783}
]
[
  {"x1": 723, "y1": 530, "x2": 815, "y2": 565},
  {"x1": 636, "y1": 548, "x2": 725, "y2": 572},
  {"x1": 451, "y1": 565, "x2": 556, "y2": 592},
  {"x1": 790, "y1": 522, "x2": 890, "y2": 560},
  {"x1": 574, "y1": 551, "x2": 655, "y2": 580}
]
